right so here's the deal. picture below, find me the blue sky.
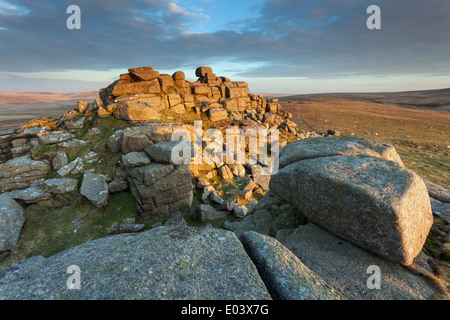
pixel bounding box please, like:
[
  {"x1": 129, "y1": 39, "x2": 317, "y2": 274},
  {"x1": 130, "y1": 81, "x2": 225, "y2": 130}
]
[{"x1": 0, "y1": 0, "x2": 449, "y2": 93}]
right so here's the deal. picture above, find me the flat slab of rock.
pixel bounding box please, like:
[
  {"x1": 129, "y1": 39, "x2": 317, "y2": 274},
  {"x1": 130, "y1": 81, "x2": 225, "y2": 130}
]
[
  {"x1": 42, "y1": 178, "x2": 79, "y2": 195},
  {"x1": 279, "y1": 137, "x2": 404, "y2": 169},
  {"x1": 423, "y1": 179, "x2": 450, "y2": 204},
  {"x1": 196, "y1": 204, "x2": 229, "y2": 222},
  {"x1": 145, "y1": 141, "x2": 193, "y2": 164},
  {"x1": 241, "y1": 231, "x2": 344, "y2": 300},
  {"x1": 0, "y1": 225, "x2": 272, "y2": 300},
  {"x1": 270, "y1": 155, "x2": 433, "y2": 266},
  {"x1": 11, "y1": 187, "x2": 51, "y2": 203},
  {"x1": 37, "y1": 131, "x2": 75, "y2": 145},
  {"x1": 276, "y1": 223, "x2": 438, "y2": 300},
  {"x1": 0, "y1": 193, "x2": 25, "y2": 252}
]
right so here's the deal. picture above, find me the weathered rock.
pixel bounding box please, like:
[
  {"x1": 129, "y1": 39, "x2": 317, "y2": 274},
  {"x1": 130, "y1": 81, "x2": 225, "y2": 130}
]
[
  {"x1": 37, "y1": 131, "x2": 75, "y2": 145},
  {"x1": 218, "y1": 165, "x2": 233, "y2": 180},
  {"x1": 128, "y1": 66, "x2": 160, "y2": 82},
  {"x1": 430, "y1": 198, "x2": 450, "y2": 222},
  {"x1": 113, "y1": 102, "x2": 162, "y2": 121},
  {"x1": 108, "y1": 176, "x2": 129, "y2": 194},
  {"x1": 279, "y1": 137, "x2": 404, "y2": 169},
  {"x1": 241, "y1": 231, "x2": 344, "y2": 300},
  {"x1": 64, "y1": 117, "x2": 86, "y2": 130},
  {"x1": 276, "y1": 223, "x2": 438, "y2": 300},
  {"x1": 120, "y1": 123, "x2": 194, "y2": 154},
  {"x1": 196, "y1": 204, "x2": 229, "y2": 222},
  {"x1": 208, "y1": 107, "x2": 228, "y2": 122},
  {"x1": 56, "y1": 157, "x2": 84, "y2": 177},
  {"x1": 251, "y1": 165, "x2": 271, "y2": 191},
  {"x1": 52, "y1": 151, "x2": 69, "y2": 170},
  {"x1": 112, "y1": 79, "x2": 161, "y2": 97},
  {"x1": 121, "y1": 152, "x2": 151, "y2": 168},
  {"x1": 58, "y1": 139, "x2": 87, "y2": 150},
  {"x1": 11, "y1": 187, "x2": 51, "y2": 204},
  {"x1": 0, "y1": 225, "x2": 271, "y2": 300},
  {"x1": 233, "y1": 204, "x2": 249, "y2": 218},
  {"x1": 163, "y1": 211, "x2": 187, "y2": 227},
  {"x1": 80, "y1": 172, "x2": 109, "y2": 208},
  {"x1": 0, "y1": 156, "x2": 51, "y2": 191},
  {"x1": 42, "y1": 178, "x2": 78, "y2": 195},
  {"x1": 144, "y1": 141, "x2": 192, "y2": 164},
  {"x1": 0, "y1": 193, "x2": 25, "y2": 252},
  {"x1": 270, "y1": 155, "x2": 433, "y2": 266},
  {"x1": 423, "y1": 179, "x2": 450, "y2": 204},
  {"x1": 105, "y1": 129, "x2": 124, "y2": 153}
]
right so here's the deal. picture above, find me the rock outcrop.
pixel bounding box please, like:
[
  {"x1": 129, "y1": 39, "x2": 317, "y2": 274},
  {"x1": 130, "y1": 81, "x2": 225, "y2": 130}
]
[
  {"x1": 0, "y1": 224, "x2": 272, "y2": 300},
  {"x1": 270, "y1": 138, "x2": 433, "y2": 266},
  {"x1": 0, "y1": 193, "x2": 25, "y2": 253}
]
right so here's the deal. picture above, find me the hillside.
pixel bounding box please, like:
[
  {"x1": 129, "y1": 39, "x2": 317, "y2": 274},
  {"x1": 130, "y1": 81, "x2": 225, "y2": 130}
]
[
  {"x1": 279, "y1": 91, "x2": 450, "y2": 189},
  {"x1": 0, "y1": 91, "x2": 99, "y2": 131}
]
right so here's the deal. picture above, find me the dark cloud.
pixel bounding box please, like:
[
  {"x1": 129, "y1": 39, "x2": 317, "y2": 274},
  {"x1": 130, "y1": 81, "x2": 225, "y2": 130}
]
[{"x1": 0, "y1": 0, "x2": 449, "y2": 83}]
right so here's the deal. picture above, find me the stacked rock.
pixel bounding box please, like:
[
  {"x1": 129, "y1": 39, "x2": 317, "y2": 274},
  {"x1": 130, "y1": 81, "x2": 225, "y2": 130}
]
[
  {"x1": 123, "y1": 141, "x2": 194, "y2": 218},
  {"x1": 95, "y1": 66, "x2": 297, "y2": 135}
]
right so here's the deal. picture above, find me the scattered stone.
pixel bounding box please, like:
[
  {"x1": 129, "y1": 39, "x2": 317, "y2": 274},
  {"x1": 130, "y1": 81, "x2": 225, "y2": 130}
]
[
  {"x1": 208, "y1": 107, "x2": 228, "y2": 122},
  {"x1": 218, "y1": 165, "x2": 234, "y2": 180},
  {"x1": 233, "y1": 204, "x2": 249, "y2": 218},
  {"x1": 11, "y1": 187, "x2": 51, "y2": 204},
  {"x1": 58, "y1": 139, "x2": 87, "y2": 149},
  {"x1": 423, "y1": 179, "x2": 450, "y2": 204},
  {"x1": 163, "y1": 211, "x2": 187, "y2": 227},
  {"x1": 196, "y1": 204, "x2": 229, "y2": 222},
  {"x1": 37, "y1": 131, "x2": 75, "y2": 145},
  {"x1": 57, "y1": 157, "x2": 84, "y2": 177},
  {"x1": 106, "y1": 129, "x2": 124, "y2": 153},
  {"x1": 52, "y1": 151, "x2": 69, "y2": 170},
  {"x1": 121, "y1": 152, "x2": 151, "y2": 168},
  {"x1": 42, "y1": 178, "x2": 79, "y2": 195},
  {"x1": 80, "y1": 172, "x2": 109, "y2": 208}
]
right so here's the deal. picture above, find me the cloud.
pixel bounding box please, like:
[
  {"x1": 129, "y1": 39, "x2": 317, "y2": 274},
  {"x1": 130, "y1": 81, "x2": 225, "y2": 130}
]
[{"x1": 0, "y1": 0, "x2": 449, "y2": 87}]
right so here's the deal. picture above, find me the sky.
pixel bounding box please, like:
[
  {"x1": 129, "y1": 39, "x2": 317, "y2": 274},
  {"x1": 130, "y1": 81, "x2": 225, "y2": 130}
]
[{"x1": 0, "y1": 0, "x2": 449, "y2": 94}]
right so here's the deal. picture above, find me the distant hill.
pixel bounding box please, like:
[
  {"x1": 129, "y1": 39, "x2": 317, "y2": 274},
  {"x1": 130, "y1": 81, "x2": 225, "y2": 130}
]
[
  {"x1": 0, "y1": 91, "x2": 99, "y2": 130},
  {"x1": 278, "y1": 88, "x2": 450, "y2": 113},
  {"x1": 0, "y1": 91, "x2": 98, "y2": 104}
]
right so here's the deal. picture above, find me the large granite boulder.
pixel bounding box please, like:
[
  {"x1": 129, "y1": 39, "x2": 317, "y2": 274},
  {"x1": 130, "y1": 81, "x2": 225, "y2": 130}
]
[
  {"x1": 0, "y1": 193, "x2": 25, "y2": 252},
  {"x1": 0, "y1": 156, "x2": 51, "y2": 191},
  {"x1": 278, "y1": 137, "x2": 404, "y2": 169},
  {"x1": 0, "y1": 225, "x2": 272, "y2": 300},
  {"x1": 270, "y1": 155, "x2": 433, "y2": 266}
]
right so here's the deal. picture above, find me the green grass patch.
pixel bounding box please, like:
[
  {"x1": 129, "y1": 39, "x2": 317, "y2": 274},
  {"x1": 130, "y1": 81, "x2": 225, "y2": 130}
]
[{"x1": 0, "y1": 191, "x2": 141, "y2": 270}]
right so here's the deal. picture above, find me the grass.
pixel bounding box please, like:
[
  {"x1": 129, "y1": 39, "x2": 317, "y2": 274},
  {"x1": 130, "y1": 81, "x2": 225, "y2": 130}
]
[{"x1": 0, "y1": 191, "x2": 139, "y2": 269}]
